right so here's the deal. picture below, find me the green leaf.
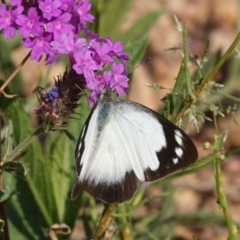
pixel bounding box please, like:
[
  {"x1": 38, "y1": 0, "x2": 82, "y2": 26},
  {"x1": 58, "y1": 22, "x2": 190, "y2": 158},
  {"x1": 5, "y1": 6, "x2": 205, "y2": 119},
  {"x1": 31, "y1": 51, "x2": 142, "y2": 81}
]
[
  {"x1": 4, "y1": 172, "x2": 48, "y2": 239},
  {"x1": 98, "y1": 0, "x2": 133, "y2": 39},
  {"x1": 123, "y1": 11, "x2": 162, "y2": 44},
  {"x1": 62, "y1": 97, "x2": 89, "y2": 230},
  {"x1": 125, "y1": 37, "x2": 149, "y2": 71},
  {"x1": 48, "y1": 132, "x2": 72, "y2": 221},
  {"x1": 0, "y1": 189, "x2": 15, "y2": 202},
  {"x1": 2, "y1": 100, "x2": 48, "y2": 238},
  {"x1": 2, "y1": 161, "x2": 26, "y2": 174}
]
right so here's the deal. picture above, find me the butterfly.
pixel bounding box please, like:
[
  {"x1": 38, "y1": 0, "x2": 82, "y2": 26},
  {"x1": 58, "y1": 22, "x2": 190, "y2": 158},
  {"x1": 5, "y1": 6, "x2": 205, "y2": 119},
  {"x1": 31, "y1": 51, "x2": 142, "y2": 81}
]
[{"x1": 71, "y1": 89, "x2": 198, "y2": 204}]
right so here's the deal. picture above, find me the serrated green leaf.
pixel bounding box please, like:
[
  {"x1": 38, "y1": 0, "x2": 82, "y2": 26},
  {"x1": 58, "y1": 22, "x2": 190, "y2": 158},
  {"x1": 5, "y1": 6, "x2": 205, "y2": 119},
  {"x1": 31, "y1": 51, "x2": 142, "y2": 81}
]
[{"x1": 123, "y1": 11, "x2": 162, "y2": 44}]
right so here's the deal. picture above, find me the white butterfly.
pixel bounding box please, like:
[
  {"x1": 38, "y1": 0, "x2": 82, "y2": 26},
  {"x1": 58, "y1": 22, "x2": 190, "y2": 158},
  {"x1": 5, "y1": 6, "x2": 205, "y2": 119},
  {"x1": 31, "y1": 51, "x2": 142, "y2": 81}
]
[{"x1": 71, "y1": 89, "x2": 198, "y2": 204}]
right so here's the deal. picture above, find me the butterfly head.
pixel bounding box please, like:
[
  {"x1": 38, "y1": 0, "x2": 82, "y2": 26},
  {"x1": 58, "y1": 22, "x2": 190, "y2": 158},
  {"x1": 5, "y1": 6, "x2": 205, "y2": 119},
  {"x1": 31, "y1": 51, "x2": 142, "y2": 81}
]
[{"x1": 99, "y1": 87, "x2": 112, "y2": 101}]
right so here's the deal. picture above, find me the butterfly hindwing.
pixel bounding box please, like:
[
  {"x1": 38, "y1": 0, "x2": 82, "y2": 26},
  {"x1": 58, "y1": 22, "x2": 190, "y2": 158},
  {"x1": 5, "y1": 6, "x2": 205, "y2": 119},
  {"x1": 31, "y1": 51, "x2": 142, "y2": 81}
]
[{"x1": 72, "y1": 99, "x2": 198, "y2": 203}]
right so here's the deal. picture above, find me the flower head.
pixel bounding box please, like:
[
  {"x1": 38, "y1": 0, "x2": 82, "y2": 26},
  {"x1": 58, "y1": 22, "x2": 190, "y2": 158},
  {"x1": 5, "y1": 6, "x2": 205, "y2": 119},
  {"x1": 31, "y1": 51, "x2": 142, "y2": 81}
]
[
  {"x1": 16, "y1": 7, "x2": 42, "y2": 37},
  {"x1": 74, "y1": 0, "x2": 94, "y2": 25},
  {"x1": 39, "y1": 0, "x2": 62, "y2": 21},
  {"x1": 1, "y1": 0, "x2": 130, "y2": 108},
  {"x1": 34, "y1": 69, "x2": 86, "y2": 129},
  {"x1": 0, "y1": 3, "x2": 23, "y2": 38}
]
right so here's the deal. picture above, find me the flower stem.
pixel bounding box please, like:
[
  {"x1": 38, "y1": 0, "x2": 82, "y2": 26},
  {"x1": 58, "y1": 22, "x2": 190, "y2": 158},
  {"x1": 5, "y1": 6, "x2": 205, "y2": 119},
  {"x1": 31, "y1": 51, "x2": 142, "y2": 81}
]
[
  {"x1": 214, "y1": 159, "x2": 238, "y2": 240},
  {"x1": 0, "y1": 51, "x2": 31, "y2": 96},
  {"x1": 96, "y1": 204, "x2": 116, "y2": 239}
]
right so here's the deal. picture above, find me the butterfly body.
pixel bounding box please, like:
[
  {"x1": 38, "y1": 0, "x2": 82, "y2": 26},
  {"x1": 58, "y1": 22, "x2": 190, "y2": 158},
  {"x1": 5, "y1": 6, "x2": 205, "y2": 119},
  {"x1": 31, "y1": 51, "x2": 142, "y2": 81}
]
[{"x1": 72, "y1": 90, "x2": 198, "y2": 203}]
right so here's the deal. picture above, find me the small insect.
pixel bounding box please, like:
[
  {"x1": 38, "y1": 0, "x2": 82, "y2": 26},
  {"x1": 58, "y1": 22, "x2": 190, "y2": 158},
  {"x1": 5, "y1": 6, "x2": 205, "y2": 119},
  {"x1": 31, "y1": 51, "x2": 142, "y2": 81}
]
[{"x1": 71, "y1": 88, "x2": 198, "y2": 204}]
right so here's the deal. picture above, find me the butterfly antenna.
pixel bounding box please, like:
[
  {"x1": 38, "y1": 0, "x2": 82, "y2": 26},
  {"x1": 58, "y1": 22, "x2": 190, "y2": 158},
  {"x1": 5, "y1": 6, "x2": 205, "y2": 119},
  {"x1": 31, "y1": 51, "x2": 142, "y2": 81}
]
[
  {"x1": 133, "y1": 57, "x2": 151, "y2": 71},
  {"x1": 126, "y1": 57, "x2": 151, "y2": 79}
]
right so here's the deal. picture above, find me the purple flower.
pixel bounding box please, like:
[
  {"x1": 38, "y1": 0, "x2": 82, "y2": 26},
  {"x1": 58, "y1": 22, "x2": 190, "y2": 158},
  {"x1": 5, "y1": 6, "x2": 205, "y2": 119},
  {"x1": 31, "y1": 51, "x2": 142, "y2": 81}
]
[
  {"x1": 106, "y1": 38, "x2": 129, "y2": 61},
  {"x1": 84, "y1": 62, "x2": 129, "y2": 105},
  {"x1": 74, "y1": 0, "x2": 94, "y2": 25},
  {"x1": 39, "y1": 0, "x2": 62, "y2": 21},
  {"x1": 84, "y1": 71, "x2": 104, "y2": 106},
  {"x1": 16, "y1": 7, "x2": 42, "y2": 37},
  {"x1": 0, "y1": 3, "x2": 23, "y2": 38},
  {"x1": 60, "y1": 0, "x2": 74, "y2": 11},
  {"x1": 45, "y1": 85, "x2": 59, "y2": 100},
  {"x1": 10, "y1": 0, "x2": 22, "y2": 7},
  {"x1": 109, "y1": 63, "x2": 129, "y2": 96},
  {"x1": 89, "y1": 40, "x2": 112, "y2": 66},
  {"x1": 47, "y1": 12, "x2": 74, "y2": 39},
  {"x1": 73, "y1": 50, "x2": 100, "y2": 74},
  {"x1": 81, "y1": 24, "x2": 99, "y2": 39},
  {"x1": 23, "y1": 32, "x2": 55, "y2": 62},
  {"x1": 0, "y1": 0, "x2": 130, "y2": 106},
  {"x1": 45, "y1": 51, "x2": 57, "y2": 64},
  {"x1": 51, "y1": 31, "x2": 87, "y2": 54}
]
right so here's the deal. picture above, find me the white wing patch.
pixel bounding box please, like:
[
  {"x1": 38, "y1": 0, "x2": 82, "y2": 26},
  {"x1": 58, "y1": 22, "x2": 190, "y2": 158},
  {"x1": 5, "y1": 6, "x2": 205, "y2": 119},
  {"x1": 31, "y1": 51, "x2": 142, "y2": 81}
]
[
  {"x1": 174, "y1": 130, "x2": 183, "y2": 146},
  {"x1": 77, "y1": 100, "x2": 167, "y2": 185},
  {"x1": 172, "y1": 158, "x2": 178, "y2": 164},
  {"x1": 175, "y1": 147, "x2": 183, "y2": 158}
]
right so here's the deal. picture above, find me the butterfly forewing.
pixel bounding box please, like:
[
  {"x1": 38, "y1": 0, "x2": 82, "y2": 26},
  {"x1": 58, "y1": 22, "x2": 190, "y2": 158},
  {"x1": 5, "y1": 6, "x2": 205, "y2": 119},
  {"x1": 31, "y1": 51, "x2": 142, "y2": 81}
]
[{"x1": 72, "y1": 99, "x2": 198, "y2": 204}]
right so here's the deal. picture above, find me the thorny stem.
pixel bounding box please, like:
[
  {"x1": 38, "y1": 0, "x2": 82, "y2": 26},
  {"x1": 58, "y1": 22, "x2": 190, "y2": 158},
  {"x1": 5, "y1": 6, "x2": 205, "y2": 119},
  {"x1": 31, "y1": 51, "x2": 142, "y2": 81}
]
[
  {"x1": 174, "y1": 31, "x2": 240, "y2": 122},
  {"x1": 96, "y1": 204, "x2": 116, "y2": 239},
  {"x1": 0, "y1": 51, "x2": 31, "y2": 97}
]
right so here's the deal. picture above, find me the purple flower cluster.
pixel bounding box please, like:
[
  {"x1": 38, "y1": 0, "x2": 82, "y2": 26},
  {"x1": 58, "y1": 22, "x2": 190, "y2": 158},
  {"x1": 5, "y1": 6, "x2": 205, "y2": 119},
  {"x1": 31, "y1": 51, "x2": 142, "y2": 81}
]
[{"x1": 0, "y1": 0, "x2": 129, "y2": 105}]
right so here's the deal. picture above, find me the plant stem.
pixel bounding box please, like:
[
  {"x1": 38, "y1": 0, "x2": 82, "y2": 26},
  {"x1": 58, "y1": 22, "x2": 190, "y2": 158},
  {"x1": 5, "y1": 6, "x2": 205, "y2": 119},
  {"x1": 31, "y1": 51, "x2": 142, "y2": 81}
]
[
  {"x1": 212, "y1": 114, "x2": 239, "y2": 239},
  {"x1": 119, "y1": 203, "x2": 132, "y2": 240},
  {"x1": 96, "y1": 204, "x2": 116, "y2": 239},
  {"x1": 214, "y1": 159, "x2": 238, "y2": 240},
  {"x1": 0, "y1": 51, "x2": 31, "y2": 96}
]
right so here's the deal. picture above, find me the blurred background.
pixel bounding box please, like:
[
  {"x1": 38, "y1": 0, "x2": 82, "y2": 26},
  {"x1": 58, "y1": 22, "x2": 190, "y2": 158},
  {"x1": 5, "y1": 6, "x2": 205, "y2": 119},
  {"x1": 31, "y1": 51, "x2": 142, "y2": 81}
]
[{"x1": 1, "y1": 0, "x2": 240, "y2": 239}]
